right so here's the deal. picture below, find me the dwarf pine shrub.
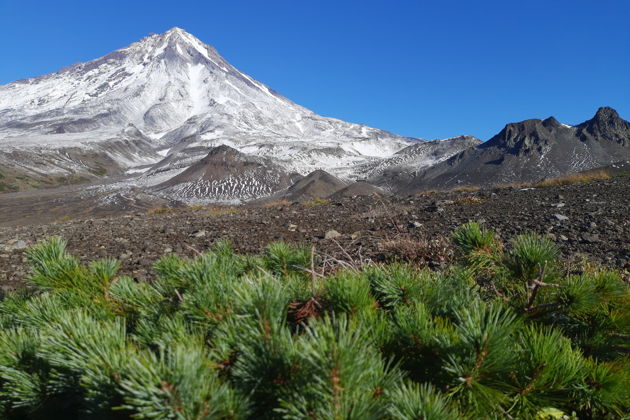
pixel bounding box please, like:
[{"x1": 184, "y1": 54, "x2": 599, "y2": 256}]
[{"x1": 0, "y1": 227, "x2": 627, "y2": 419}]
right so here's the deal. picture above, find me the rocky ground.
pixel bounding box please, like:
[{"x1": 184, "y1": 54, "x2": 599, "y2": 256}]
[{"x1": 1, "y1": 177, "x2": 629, "y2": 292}]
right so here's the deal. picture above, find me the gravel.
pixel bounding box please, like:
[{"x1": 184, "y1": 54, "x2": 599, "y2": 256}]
[{"x1": 1, "y1": 177, "x2": 629, "y2": 292}]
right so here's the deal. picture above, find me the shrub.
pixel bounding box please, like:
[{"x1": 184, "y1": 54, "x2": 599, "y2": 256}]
[
  {"x1": 322, "y1": 271, "x2": 376, "y2": 316},
  {"x1": 262, "y1": 242, "x2": 311, "y2": 277},
  {"x1": 277, "y1": 315, "x2": 399, "y2": 419},
  {"x1": 385, "y1": 382, "x2": 461, "y2": 420},
  {"x1": 0, "y1": 225, "x2": 627, "y2": 419},
  {"x1": 120, "y1": 344, "x2": 249, "y2": 419}
]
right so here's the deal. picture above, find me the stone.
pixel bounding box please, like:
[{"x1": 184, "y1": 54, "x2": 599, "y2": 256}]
[
  {"x1": 554, "y1": 214, "x2": 569, "y2": 221},
  {"x1": 5, "y1": 240, "x2": 28, "y2": 251},
  {"x1": 351, "y1": 231, "x2": 362, "y2": 240},
  {"x1": 324, "y1": 230, "x2": 342, "y2": 240},
  {"x1": 190, "y1": 230, "x2": 206, "y2": 238},
  {"x1": 407, "y1": 221, "x2": 423, "y2": 228},
  {"x1": 582, "y1": 233, "x2": 600, "y2": 243},
  {"x1": 288, "y1": 224, "x2": 297, "y2": 232},
  {"x1": 426, "y1": 203, "x2": 444, "y2": 213},
  {"x1": 559, "y1": 235, "x2": 569, "y2": 241}
]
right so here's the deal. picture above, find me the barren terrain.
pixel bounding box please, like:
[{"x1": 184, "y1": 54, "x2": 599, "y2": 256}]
[{"x1": 1, "y1": 177, "x2": 629, "y2": 292}]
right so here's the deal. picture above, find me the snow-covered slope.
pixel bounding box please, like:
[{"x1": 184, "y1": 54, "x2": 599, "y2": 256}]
[
  {"x1": 153, "y1": 145, "x2": 302, "y2": 204},
  {"x1": 354, "y1": 135, "x2": 482, "y2": 190},
  {"x1": 0, "y1": 27, "x2": 419, "y2": 191}
]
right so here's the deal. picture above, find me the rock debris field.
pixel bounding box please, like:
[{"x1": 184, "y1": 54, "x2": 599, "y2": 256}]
[{"x1": 1, "y1": 177, "x2": 629, "y2": 292}]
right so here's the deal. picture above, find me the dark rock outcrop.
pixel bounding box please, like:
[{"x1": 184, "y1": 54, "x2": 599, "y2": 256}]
[{"x1": 394, "y1": 107, "x2": 630, "y2": 193}]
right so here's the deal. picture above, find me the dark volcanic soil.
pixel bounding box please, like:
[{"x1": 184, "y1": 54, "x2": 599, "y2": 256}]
[{"x1": 1, "y1": 177, "x2": 629, "y2": 291}]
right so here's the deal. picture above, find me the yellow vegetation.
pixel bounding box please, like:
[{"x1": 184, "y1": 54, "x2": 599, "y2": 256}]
[
  {"x1": 451, "y1": 186, "x2": 480, "y2": 192},
  {"x1": 147, "y1": 207, "x2": 175, "y2": 215},
  {"x1": 455, "y1": 195, "x2": 484, "y2": 204},
  {"x1": 536, "y1": 171, "x2": 611, "y2": 187},
  {"x1": 301, "y1": 199, "x2": 330, "y2": 207}
]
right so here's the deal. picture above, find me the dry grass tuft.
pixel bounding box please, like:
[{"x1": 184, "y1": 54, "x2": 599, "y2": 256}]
[
  {"x1": 288, "y1": 297, "x2": 322, "y2": 327},
  {"x1": 302, "y1": 199, "x2": 330, "y2": 207},
  {"x1": 496, "y1": 183, "x2": 529, "y2": 189},
  {"x1": 147, "y1": 207, "x2": 176, "y2": 215},
  {"x1": 451, "y1": 186, "x2": 480, "y2": 192},
  {"x1": 206, "y1": 206, "x2": 240, "y2": 216},
  {"x1": 379, "y1": 235, "x2": 453, "y2": 267},
  {"x1": 455, "y1": 195, "x2": 485, "y2": 204},
  {"x1": 415, "y1": 190, "x2": 439, "y2": 196},
  {"x1": 415, "y1": 186, "x2": 479, "y2": 196},
  {"x1": 536, "y1": 171, "x2": 611, "y2": 187}
]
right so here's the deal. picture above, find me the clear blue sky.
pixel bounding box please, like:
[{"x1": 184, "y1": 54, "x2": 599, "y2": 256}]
[{"x1": 1, "y1": 0, "x2": 628, "y2": 140}]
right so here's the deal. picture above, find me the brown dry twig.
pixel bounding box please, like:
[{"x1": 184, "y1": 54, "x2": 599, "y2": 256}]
[{"x1": 184, "y1": 243, "x2": 203, "y2": 256}]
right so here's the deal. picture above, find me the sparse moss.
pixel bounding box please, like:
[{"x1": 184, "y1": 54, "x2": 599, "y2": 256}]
[
  {"x1": 54, "y1": 174, "x2": 90, "y2": 185},
  {"x1": 147, "y1": 207, "x2": 175, "y2": 215},
  {"x1": 88, "y1": 167, "x2": 107, "y2": 176},
  {"x1": 0, "y1": 182, "x2": 18, "y2": 192}
]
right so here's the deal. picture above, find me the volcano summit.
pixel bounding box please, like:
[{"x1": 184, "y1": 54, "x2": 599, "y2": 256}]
[{"x1": 0, "y1": 27, "x2": 428, "y2": 196}]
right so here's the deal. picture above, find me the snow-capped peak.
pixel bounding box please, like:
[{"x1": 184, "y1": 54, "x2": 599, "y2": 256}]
[
  {"x1": 128, "y1": 27, "x2": 228, "y2": 68},
  {"x1": 0, "y1": 28, "x2": 420, "y2": 190}
]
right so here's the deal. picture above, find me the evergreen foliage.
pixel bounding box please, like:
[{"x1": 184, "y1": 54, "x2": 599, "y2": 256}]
[{"x1": 0, "y1": 224, "x2": 627, "y2": 419}]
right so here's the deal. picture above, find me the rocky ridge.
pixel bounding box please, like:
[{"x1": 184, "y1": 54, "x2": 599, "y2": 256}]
[{"x1": 396, "y1": 107, "x2": 630, "y2": 193}]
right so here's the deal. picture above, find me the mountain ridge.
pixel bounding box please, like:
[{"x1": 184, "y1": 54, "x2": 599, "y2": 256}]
[
  {"x1": 0, "y1": 28, "x2": 626, "y2": 203},
  {"x1": 391, "y1": 107, "x2": 630, "y2": 193}
]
